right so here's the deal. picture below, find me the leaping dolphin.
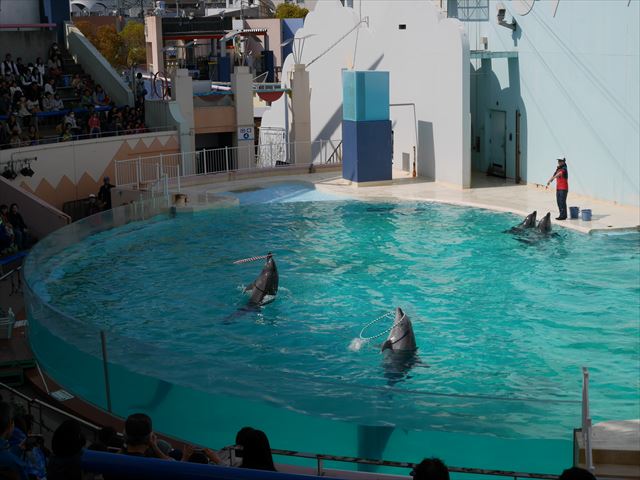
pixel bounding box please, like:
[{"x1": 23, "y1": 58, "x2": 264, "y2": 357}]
[
  {"x1": 244, "y1": 253, "x2": 278, "y2": 306},
  {"x1": 537, "y1": 212, "x2": 552, "y2": 233}
]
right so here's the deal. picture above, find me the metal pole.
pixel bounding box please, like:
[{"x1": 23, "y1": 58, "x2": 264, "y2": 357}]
[
  {"x1": 177, "y1": 164, "x2": 181, "y2": 193},
  {"x1": 100, "y1": 331, "x2": 112, "y2": 413},
  {"x1": 159, "y1": 153, "x2": 164, "y2": 178},
  {"x1": 582, "y1": 367, "x2": 594, "y2": 471},
  {"x1": 412, "y1": 145, "x2": 417, "y2": 177},
  {"x1": 225, "y1": 146, "x2": 229, "y2": 172},
  {"x1": 203, "y1": 150, "x2": 208, "y2": 175},
  {"x1": 136, "y1": 156, "x2": 142, "y2": 188}
]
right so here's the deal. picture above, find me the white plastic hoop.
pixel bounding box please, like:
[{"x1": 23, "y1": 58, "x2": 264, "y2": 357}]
[
  {"x1": 359, "y1": 310, "x2": 405, "y2": 341},
  {"x1": 233, "y1": 254, "x2": 271, "y2": 265}
]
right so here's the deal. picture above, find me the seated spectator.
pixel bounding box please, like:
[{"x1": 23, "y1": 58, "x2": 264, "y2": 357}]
[
  {"x1": 93, "y1": 84, "x2": 109, "y2": 106},
  {"x1": 8, "y1": 129, "x2": 21, "y2": 148},
  {"x1": 15, "y1": 96, "x2": 32, "y2": 126},
  {"x1": 86, "y1": 194, "x2": 101, "y2": 216},
  {"x1": 47, "y1": 54, "x2": 62, "y2": 80},
  {"x1": 60, "y1": 123, "x2": 73, "y2": 142},
  {"x1": 88, "y1": 112, "x2": 101, "y2": 138},
  {"x1": 411, "y1": 458, "x2": 450, "y2": 480},
  {"x1": 4, "y1": 114, "x2": 21, "y2": 137},
  {"x1": 64, "y1": 111, "x2": 82, "y2": 135},
  {"x1": 80, "y1": 88, "x2": 93, "y2": 108},
  {"x1": 18, "y1": 69, "x2": 32, "y2": 89},
  {"x1": 0, "y1": 91, "x2": 11, "y2": 116},
  {"x1": 559, "y1": 467, "x2": 597, "y2": 480},
  {"x1": 51, "y1": 93, "x2": 64, "y2": 111},
  {"x1": 44, "y1": 78, "x2": 56, "y2": 97},
  {"x1": 26, "y1": 95, "x2": 40, "y2": 115},
  {"x1": 46, "y1": 419, "x2": 86, "y2": 480},
  {"x1": 34, "y1": 57, "x2": 46, "y2": 80},
  {"x1": 9, "y1": 80, "x2": 23, "y2": 100},
  {"x1": 236, "y1": 427, "x2": 276, "y2": 472},
  {"x1": 42, "y1": 92, "x2": 54, "y2": 111},
  {"x1": 120, "y1": 413, "x2": 171, "y2": 460},
  {"x1": 25, "y1": 83, "x2": 41, "y2": 103},
  {"x1": 1, "y1": 54, "x2": 19, "y2": 78},
  {"x1": 15, "y1": 58, "x2": 26, "y2": 77},
  {"x1": 10, "y1": 413, "x2": 46, "y2": 480},
  {"x1": 26, "y1": 125, "x2": 40, "y2": 146},
  {"x1": 135, "y1": 121, "x2": 146, "y2": 134},
  {"x1": 187, "y1": 447, "x2": 221, "y2": 465},
  {"x1": 8, "y1": 204, "x2": 29, "y2": 250},
  {"x1": 71, "y1": 74, "x2": 85, "y2": 94},
  {"x1": 0, "y1": 401, "x2": 29, "y2": 480},
  {"x1": 27, "y1": 64, "x2": 42, "y2": 89}
]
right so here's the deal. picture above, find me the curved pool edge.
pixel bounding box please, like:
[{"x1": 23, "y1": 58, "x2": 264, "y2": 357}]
[
  {"x1": 277, "y1": 173, "x2": 638, "y2": 235},
  {"x1": 21, "y1": 184, "x2": 630, "y2": 474},
  {"x1": 175, "y1": 172, "x2": 640, "y2": 235}
]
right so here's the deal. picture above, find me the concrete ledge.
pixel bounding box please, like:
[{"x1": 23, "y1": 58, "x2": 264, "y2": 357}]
[{"x1": 347, "y1": 180, "x2": 394, "y2": 188}]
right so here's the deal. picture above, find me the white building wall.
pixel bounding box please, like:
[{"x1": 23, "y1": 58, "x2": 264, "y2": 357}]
[
  {"x1": 260, "y1": 0, "x2": 471, "y2": 188},
  {"x1": 0, "y1": 0, "x2": 40, "y2": 25},
  {"x1": 466, "y1": 0, "x2": 639, "y2": 206}
]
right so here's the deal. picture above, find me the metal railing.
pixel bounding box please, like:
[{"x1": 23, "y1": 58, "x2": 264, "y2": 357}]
[
  {"x1": 0, "y1": 381, "x2": 103, "y2": 442},
  {"x1": 115, "y1": 139, "x2": 342, "y2": 188}
]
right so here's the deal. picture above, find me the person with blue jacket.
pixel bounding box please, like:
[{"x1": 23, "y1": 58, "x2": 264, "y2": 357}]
[{"x1": 0, "y1": 402, "x2": 29, "y2": 480}]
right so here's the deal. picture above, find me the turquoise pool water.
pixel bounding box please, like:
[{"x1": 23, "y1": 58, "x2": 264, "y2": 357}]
[{"x1": 24, "y1": 184, "x2": 640, "y2": 474}]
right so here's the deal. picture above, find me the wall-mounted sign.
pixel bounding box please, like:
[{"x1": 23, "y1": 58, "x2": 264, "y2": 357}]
[{"x1": 238, "y1": 126, "x2": 254, "y2": 141}]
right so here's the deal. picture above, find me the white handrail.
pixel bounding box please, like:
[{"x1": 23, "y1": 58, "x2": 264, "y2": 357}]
[
  {"x1": 581, "y1": 366, "x2": 595, "y2": 471},
  {"x1": 114, "y1": 139, "x2": 342, "y2": 187}
]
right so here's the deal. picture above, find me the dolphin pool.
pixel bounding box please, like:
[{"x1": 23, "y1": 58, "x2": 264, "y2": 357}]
[{"x1": 24, "y1": 183, "x2": 640, "y2": 474}]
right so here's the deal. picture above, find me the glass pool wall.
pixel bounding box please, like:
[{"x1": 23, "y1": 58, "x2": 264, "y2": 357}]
[{"x1": 24, "y1": 195, "x2": 594, "y2": 475}]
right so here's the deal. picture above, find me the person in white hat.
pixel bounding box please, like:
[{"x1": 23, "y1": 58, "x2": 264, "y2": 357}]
[{"x1": 86, "y1": 193, "x2": 101, "y2": 216}]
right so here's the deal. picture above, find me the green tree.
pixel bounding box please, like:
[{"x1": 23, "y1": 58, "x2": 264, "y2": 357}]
[
  {"x1": 275, "y1": 3, "x2": 308, "y2": 19},
  {"x1": 96, "y1": 24, "x2": 125, "y2": 67},
  {"x1": 119, "y1": 22, "x2": 146, "y2": 67}
]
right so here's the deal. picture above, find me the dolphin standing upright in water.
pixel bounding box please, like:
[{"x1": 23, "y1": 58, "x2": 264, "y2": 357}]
[
  {"x1": 518, "y1": 211, "x2": 537, "y2": 229},
  {"x1": 537, "y1": 212, "x2": 552, "y2": 233},
  {"x1": 381, "y1": 308, "x2": 421, "y2": 386},
  {"x1": 244, "y1": 253, "x2": 279, "y2": 306},
  {"x1": 506, "y1": 211, "x2": 537, "y2": 233},
  {"x1": 381, "y1": 308, "x2": 417, "y2": 353}
]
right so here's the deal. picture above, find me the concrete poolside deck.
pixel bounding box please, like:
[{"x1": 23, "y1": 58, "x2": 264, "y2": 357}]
[{"x1": 180, "y1": 170, "x2": 640, "y2": 235}]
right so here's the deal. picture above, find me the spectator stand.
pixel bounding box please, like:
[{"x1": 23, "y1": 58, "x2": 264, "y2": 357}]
[
  {"x1": 1, "y1": 40, "x2": 148, "y2": 147},
  {"x1": 0, "y1": 380, "x2": 563, "y2": 480}
]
